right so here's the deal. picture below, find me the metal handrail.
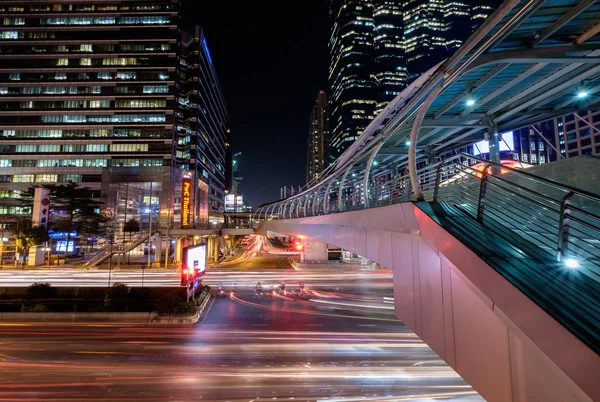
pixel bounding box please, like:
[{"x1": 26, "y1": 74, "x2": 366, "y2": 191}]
[{"x1": 460, "y1": 153, "x2": 600, "y2": 203}]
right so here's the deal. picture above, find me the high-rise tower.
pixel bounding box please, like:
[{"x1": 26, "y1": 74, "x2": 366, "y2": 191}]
[
  {"x1": 328, "y1": 0, "x2": 406, "y2": 160},
  {"x1": 374, "y1": 1, "x2": 408, "y2": 114},
  {"x1": 0, "y1": 0, "x2": 229, "y2": 241},
  {"x1": 327, "y1": 0, "x2": 499, "y2": 161},
  {"x1": 306, "y1": 91, "x2": 330, "y2": 184},
  {"x1": 403, "y1": 0, "x2": 448, "y2": 80}
]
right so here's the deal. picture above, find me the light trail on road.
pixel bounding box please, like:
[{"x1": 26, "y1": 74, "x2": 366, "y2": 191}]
[{"x1": 0, "y1": 246, "x2": 482, "y2": 401}]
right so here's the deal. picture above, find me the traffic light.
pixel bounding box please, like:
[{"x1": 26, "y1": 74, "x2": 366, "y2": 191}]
[
  {"x1": 180, "y1": 267, "x2": 189, "y2": 286},
  {"x1": 294, "y1": 241, "x2": 303, "y2": 251}
]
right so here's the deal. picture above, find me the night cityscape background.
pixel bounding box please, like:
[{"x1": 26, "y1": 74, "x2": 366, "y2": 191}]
[
  {"x1": 193, "y1": 1, "x2": 330, "y2": 207},
  {"x1": 0, "y1": 1, "x2": 599, "y2": 401}
]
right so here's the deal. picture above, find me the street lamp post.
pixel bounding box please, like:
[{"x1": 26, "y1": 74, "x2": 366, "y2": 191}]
[
  {"x1": 0, "y1": 217, "x2": 4, "y2": 267},
  {"x1": 107, "y1": 231, "x2": 114, "y2": 294},
  {"x1": 147, "y1": 181, "x2": 153, "y2": 270},
  {"x1": 147, "y1": 208, "x2": 153, "y2": 271}
]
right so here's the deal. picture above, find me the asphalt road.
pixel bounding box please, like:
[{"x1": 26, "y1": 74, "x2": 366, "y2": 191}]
[{"x1": 0, "y1": 249, "x2": 483, "y2": 401}]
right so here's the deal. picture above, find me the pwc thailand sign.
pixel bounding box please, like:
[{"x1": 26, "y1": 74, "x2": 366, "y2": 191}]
[{"x1": 181, "y1": 172, "x2": 192, "y2": 228}]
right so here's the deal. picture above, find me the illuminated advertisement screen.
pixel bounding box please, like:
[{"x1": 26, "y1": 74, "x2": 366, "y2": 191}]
[
  {"x1": 183, "y1": 244, "x2": 206, "y2": 277},
  {"x1": 181, "y1": 173, "x2": 192, "y2": 227},
  {"x1": 472, "y1": 131, "x2": 514, "y2": 155},
  {"x1": 224, "y1": 194, "x2": 243, "y2": 211}
]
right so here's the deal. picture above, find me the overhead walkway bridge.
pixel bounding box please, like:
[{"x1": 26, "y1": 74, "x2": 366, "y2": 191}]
[{"x1": 255, "y1": 1, "x2": 600, "y2": 401}]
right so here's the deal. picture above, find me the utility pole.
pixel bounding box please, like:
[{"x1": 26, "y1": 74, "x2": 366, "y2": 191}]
[
  {"x1": 107, "y1": 229, "x2": 114, "y2": 293},
  {"x1": 147, "y1": 181, "x2": 153, "y2": 271},
  {"x1": 0, "y1": 216, "x2": 4, "y2": 267}
]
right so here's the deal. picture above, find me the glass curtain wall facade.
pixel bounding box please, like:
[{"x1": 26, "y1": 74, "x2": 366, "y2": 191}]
[
  {"x1": 0, "y1": 0, "x2": 229, "y2": 232},
  {"x1": 328, "y1": 0, "x2": 406, "y2": 160},
  {"x1": 328, "y1": 0, "x2": 498, "y2": 160},
  {"x1": 403, "y1": 0, "x2": 447, "y2": 80},
  {"x1": 306, "y1": 90, "x2": 330, "y2": 184},
  {"x1": 176, "y1": 26, "x2": 228, "y2": 227},
  {"x1": 0, "y1": 1, "x2": 178, "y2": 224},
  {"x1": 374, "y1": 1, "x2": 408, "y2": 114}
]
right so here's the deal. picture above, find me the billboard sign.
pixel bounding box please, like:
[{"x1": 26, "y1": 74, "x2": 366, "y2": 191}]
[
  {"x1": 224, "y1": 194, "x2": 243, "y2": 212},
  {"x1": 181, "y1": 172, "x2": 192, "y2": 227},
  {"x1": 32, "y1": 187, "x2": 50, "y2": 227},
  {"x1": 182, "y1": 243, "x2": 206, "y2": 280},
  {"x1": 472, "y1": 131, "x2": 514, "y2": 155}
]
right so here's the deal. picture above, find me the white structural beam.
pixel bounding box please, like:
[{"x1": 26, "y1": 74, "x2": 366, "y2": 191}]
[
  {"x1": 460, "y1": 63, "x2": 547, "y2": 117},
  {"x1": 495, "y1": 64, "x2": 600, "y2": 123},
  {"x1": 321, "y1": 180, "x2": 335, "y2": 215},
  {"x1": 434, "y1": 64, "x2": 508, "y2": 119},
  {"x1": 408, "y1": 85, "x2": 444, "y2": 201},
  {"x1": 487, "y1": 63, "x2": 583, "y2": 116},
  {"x1": 337, "y1": 161, "x2": 357, "y2": 212},
  {"x1": 362, "y1": 142, "x2": 386, "y2": 208}
]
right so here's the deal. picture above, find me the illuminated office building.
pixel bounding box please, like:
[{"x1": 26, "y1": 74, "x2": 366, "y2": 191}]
[
  {"x1": 404, "y1": 1, "x2": 498, "y2": 79},
  {"x1": 177, "y1": 26, "x2": 228, "y2": 225},
  {"x1": 307, "y1": 90, "x2": 330, "y2": 184},
  {"x1": 0, "y1": 1, "x2": 228, "y2": 232},
  {"x1": 374, "y1": 1, "x2": 408, "y2": 114},
  {"x1": 328, "y1": 1, "x2": 498, "y2": 159},
  {"x1": 328, "y1": 0, "x2": 406, "y2": 159},
  {"x1": 444, "y1": 1, "x2": 472, "y2": 51},
  {"x1": 403, "y1": 0, "x2": 447, "y2": 80}
]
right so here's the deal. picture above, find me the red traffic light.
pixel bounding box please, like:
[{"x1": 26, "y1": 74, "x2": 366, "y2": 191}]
[{"x1": 295, "y1": 243, "x2": 303, "y2": 251}]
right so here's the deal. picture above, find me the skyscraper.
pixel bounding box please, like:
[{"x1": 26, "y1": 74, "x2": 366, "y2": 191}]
[
  {"x1": 307, "y1": 91, "x2": 330, "y2": 184},
  {"x1": 374, "y1": 1, "x2": 409, "y2": 114},
  {"x1": 177, "y1": 26, "x2": 228, "y2": 225},
  {"x1": 403, "y1": 0, "x2": 448, "y2": 80},
  {"x1": 0, "y1": 1, "x2": 228, "y2": 239},
  {"x1": 328, "y1": 0, "x2": 406, "y2": 160},
  {"x1": 328, "y1": 0, "x2": 498, "y2": 159}
]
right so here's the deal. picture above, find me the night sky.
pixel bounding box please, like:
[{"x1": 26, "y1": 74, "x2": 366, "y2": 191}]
[{"x1": 191, "y1": 2, "x2": 330, "y2": 209}]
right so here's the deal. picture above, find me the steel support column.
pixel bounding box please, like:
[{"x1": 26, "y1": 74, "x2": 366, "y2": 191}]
[
  {"x1": 408, "y1": 86, "x2": 444, "y2": 201},
  {"x1": 488, "y1": 122, "x2": 501, "y2": 175},
  {"x1": 312, "y1": 191, "x2": 320, "y2": 216},
  {"x1": 363, "y1": 142, "x2": 386, "y2": 208},
  {"x1": 322, "y1": 180, "x2": 334, "y2": 214},
  {"x1": 337, "y1": 162, "x2": 356, "y2": 212}
]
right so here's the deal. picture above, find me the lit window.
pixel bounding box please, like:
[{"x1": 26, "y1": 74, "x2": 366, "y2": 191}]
[
  {"x1": 35, "y1": 174, "x2": 58, "y2": 183},
  {"x1": 1, "y1": 31, "x2": 18, "y2": 39}
]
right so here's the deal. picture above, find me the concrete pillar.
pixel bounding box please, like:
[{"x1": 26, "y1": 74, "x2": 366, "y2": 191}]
[
  {"x1": 206, "y1": 237, "x2": 213, "y2": 261},
  {"x1": 175, "y1": 238, "x2": 182, "y2": 263},
  {"x1": 154, "y1": 236, "x2": 162, "y2": 267},
  {"x1": 212, "y1": 236, "x2": 219, "y2": 262},
  {"x1": 300, "y1": 239, "x2": 328, "y2": 263}
]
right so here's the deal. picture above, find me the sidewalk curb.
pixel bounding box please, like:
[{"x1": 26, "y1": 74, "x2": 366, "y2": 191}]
[
  {"x1": 290, "y1": 259, "x2": 379, "y2": 271},
  {"x1": 0, "y1": 299, "x2": 209, "y2": 325},
  {"x1": 148, "y1": 293, "x2": 212, "y2": 325},
  {"x1": 0, "y1": 311, "x2": 157, "y2": 324}
]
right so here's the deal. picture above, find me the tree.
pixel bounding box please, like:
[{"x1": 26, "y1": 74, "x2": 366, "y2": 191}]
[
  {"x1": 122, "y1": 219, "x2": 140, "y2": 265},
  {"x1": 9, "y1": 218, "x2": 48, "y2": 266},
  {"x1": 123, "y1": 218, "x2": 140, "y2": 242},
  {"x1": 21, "y1": 183, "x2": 108, "y2": 249}
]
